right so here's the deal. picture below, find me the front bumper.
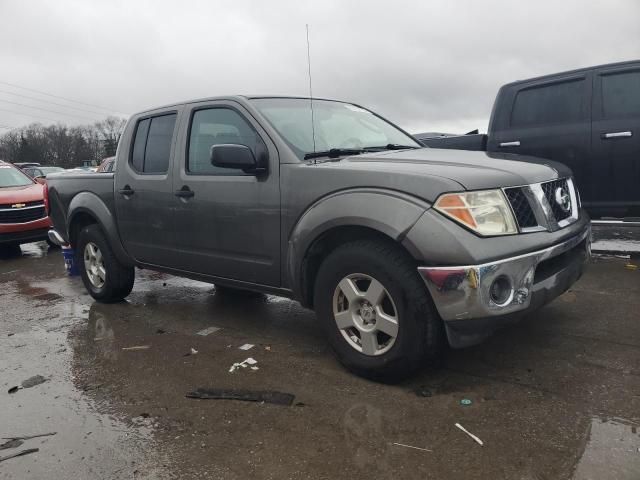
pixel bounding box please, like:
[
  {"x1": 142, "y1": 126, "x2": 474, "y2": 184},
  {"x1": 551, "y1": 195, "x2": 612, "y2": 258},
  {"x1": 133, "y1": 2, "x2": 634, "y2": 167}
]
[
  {"x1": 0, "y1": 227, "x2": 50, "y2": 245},
  {"x1": 418, "y1": 225, "x2": 590, "y2": 347}
]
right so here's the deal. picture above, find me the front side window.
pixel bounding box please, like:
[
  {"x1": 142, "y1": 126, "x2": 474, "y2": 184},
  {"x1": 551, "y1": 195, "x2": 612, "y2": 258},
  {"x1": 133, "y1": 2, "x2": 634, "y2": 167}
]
[
  {"x1": 511, "y1": 79, "x2": 586, "y2": 127},
  {"x1": 0, "y1": 165, "x2": 34, "y2": 187},
  {"x1": 188, "y1": 108, "x2": 261, "y2": 175},
  {"x1": 250, "y1": 98, "x2": 420, "y2": 159},
  {"x1": 130, "y1": 113, "x2": 176, "y2": 174},
  {"x1": 602, "y1": 70, "x2": 640, "y2": 118}
]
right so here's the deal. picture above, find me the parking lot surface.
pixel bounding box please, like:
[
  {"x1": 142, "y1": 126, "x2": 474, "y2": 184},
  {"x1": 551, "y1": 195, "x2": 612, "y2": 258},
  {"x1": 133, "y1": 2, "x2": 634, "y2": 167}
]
[{"x1": 1, "y1": 240, "x2": 639, "y2": 479}]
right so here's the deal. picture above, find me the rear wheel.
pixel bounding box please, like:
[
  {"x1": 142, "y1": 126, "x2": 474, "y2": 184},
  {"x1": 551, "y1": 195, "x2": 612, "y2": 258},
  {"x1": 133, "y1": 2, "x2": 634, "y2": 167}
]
[
  {"x1": 77, "y1": 224, "x2": 134, "y2": 302},
  {"x1": 314, "y1": 239, "x2": 444, "y2": 381}
]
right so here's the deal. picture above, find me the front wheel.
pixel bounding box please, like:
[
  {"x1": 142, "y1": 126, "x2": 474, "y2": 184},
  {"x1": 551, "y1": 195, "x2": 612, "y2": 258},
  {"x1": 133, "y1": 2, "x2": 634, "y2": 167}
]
[
  {"x1": 77, "y1": 224, "x2": 134, "y2": 303},
  {"x1": 314, "y1": 239, "x2": 444, "y2": 381}
]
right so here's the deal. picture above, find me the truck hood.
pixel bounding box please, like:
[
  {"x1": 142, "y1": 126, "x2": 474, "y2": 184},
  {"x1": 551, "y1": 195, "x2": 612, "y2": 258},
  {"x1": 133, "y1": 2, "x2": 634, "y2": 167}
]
[
  {"x1": 0, "y1": 183, "x2": 45, "y2": 204},
  {"x1": 338, "y1": 147, "x2": 571, "y2": 191}
]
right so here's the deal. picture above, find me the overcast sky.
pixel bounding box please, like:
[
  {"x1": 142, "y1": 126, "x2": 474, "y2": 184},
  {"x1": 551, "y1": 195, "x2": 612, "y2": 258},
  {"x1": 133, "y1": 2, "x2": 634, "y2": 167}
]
[{"x1": 0, "y1": 0, "x2": 638, "y2": 134}]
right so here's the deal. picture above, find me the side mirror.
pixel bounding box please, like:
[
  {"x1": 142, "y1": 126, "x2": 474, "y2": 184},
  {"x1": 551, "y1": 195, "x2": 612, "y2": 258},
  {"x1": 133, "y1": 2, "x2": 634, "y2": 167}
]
[
  {"x1": 211, "y1": 144, "x2": 262, "y2": 173},
  {"x1": 34, "y1": 176, "x2": 46, "y2": 184}
]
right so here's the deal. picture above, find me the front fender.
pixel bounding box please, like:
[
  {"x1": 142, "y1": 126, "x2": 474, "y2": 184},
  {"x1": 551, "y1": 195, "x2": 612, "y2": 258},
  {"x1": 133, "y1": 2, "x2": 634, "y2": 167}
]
[
  {"x1": 287, "y1": 189, "x2": 430, "y2": 299},
  {"x1": 67, "y1": 192, "x2": 134, "y2": 267}
]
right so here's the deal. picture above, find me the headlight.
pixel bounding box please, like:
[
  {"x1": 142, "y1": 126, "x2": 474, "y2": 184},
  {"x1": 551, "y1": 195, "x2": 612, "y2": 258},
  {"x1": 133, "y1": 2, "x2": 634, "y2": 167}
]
[{"x1": 434, "y1": 189, "x2": 518, "y2": 236}]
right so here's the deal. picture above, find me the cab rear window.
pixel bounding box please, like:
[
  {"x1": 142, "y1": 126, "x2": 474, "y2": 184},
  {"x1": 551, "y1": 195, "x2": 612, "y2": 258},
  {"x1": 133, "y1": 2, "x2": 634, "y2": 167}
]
[{"x1": 130, "y1": 113, "x2": 177, "y2": 174}]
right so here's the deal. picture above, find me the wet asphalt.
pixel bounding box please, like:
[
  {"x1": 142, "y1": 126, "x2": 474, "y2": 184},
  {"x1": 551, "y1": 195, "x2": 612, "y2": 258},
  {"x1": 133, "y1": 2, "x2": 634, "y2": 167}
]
[{"x1": 1, "y1": 231, "x2": 639, "y2": 479}]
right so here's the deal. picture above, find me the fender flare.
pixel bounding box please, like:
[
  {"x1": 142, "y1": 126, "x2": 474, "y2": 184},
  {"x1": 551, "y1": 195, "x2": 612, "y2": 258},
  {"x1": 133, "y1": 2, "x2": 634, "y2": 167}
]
[
  {"x1": 67, "y1": 192, "x2": 134, "y2": 267},
  {"x1": 286, "y1": 188, "x2": 430, "y2": 301}
]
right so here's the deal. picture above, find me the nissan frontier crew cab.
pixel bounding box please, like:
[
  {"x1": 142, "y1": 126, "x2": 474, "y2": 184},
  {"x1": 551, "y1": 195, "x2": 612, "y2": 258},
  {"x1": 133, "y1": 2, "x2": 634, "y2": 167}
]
[{"x1": 46, "y1": 96, "x2": 591, "y2": 380}]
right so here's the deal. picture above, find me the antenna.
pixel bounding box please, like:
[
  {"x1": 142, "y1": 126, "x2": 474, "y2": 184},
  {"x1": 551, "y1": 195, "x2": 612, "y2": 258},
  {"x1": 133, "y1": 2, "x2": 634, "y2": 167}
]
[{"x1": 306, "y1": 24, "x2": 317, "y2": 156}]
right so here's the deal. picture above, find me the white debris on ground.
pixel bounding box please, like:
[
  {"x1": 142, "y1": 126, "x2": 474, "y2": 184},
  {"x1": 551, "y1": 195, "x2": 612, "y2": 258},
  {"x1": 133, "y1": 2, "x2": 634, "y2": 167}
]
[
  {"x1": 196, "y1": 326, "x2": 221, "y2": 336},
  {"x1": 455, "y1": 423, "x2": 483, "y2": 446},
  {"x1": 229, "y1": 357, "x2": 258, "y2": 373},
  {"x1": 238, "y1": 344, "x2": 254, "y2": 351}
]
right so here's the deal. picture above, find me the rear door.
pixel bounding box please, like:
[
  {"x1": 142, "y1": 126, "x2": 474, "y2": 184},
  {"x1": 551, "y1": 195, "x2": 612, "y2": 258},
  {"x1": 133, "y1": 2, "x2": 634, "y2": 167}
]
[
  {"x1": 169, "y1": 100, "x2": 281, "y2": 286},
  {"x1": 490, "y1": 75, "x2": 592, "y2": 199},
  {"x1": 591, "y1": 65, "x2": 640, "y2": 211},
  {"x1": 114, "y1": 109, "x2": 180, "y2": 265}
]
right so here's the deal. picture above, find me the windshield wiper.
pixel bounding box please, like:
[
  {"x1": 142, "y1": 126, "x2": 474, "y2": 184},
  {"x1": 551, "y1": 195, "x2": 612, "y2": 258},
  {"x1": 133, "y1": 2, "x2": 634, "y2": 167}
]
[
  {"x1": 304, "y1": 148, "x2": 364, "y2": 160},
  {"x1": 363, "y1": 143, "x2": 420, "y2": 152}
]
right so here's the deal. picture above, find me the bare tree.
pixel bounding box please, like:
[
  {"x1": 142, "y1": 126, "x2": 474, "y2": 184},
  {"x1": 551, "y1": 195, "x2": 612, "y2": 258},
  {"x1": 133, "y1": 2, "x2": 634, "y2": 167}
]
[
  {"x1": 95, "y1": 116, "x2": 127, "y2": 156},
  {"x1": 0, "y1": 116, "x2": 128, "y2": 167}
]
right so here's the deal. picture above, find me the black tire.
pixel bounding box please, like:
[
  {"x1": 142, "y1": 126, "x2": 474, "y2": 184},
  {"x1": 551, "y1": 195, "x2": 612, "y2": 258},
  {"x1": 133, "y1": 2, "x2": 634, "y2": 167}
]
[
  {"x1": 46, "y1": 238, "x2": 60, "y2": 249},
  {"x1": 314, "y1": 239, "x2": 444, "y2": 381},
  {"x1": 77, "y1": 224, "x2": 134, "y2": 303}
]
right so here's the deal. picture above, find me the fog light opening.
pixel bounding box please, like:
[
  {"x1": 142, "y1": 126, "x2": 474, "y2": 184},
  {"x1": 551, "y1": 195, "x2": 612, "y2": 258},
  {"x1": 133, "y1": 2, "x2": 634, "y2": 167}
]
[{"x1": 490, "y1": 275, "x2": 513, "y2": 306}]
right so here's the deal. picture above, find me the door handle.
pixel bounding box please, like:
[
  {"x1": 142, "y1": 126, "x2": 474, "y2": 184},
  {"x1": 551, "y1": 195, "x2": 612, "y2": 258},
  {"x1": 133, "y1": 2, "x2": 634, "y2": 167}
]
[
  {"x1": 602, "y1": 131, "x2": 632, "y2": 139},
  {"x1": 175, "y1": 186, "x2": 195, "y2": 199},
  {"x1": 118, "y1": 186, "x2": 135, "y2": 196},
  {"x1": 499, "y1": 141, "x2": 521, "y2": 147}
]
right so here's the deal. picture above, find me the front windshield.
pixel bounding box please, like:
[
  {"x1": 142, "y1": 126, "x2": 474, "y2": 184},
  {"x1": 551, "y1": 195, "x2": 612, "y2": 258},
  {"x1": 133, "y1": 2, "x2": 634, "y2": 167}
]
[
  {"x1": 250, "y1": 98, "x2": 421, "y2": 159},
  {"x1": 0, "y1": 165, "x2": 34, "y2": 187}
]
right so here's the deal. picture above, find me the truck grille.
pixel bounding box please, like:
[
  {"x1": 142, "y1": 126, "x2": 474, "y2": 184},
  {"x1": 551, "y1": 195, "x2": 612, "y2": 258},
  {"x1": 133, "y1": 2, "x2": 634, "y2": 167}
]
[
  {"x1": 503, "y1": 177, "x2": 577, "y2": 232},
  {"x1": 504, "y1": 187, "x2": 538, "y2": 229},
  {"x1": 541, "y1": 179, "x2": 572, "y2": 222},
  {"x1": 0, "y1": 201, "x2": 46, "y2": 224}
]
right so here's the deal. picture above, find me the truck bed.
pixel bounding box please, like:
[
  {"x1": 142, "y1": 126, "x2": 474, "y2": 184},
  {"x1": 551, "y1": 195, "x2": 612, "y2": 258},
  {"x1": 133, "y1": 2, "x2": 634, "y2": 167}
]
[{"x1": 46, "y1": 172, "x2": 116, "y2": 240}]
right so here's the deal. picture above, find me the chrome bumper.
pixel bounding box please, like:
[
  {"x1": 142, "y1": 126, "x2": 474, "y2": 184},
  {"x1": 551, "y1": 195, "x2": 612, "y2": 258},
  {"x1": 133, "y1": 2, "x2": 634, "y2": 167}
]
[
  {"x1": 418, "y1": 226, "x2": 590, "y2": 322},
  {"x1": 47, "y1": 229, "x2": 66, "y2": 246}
]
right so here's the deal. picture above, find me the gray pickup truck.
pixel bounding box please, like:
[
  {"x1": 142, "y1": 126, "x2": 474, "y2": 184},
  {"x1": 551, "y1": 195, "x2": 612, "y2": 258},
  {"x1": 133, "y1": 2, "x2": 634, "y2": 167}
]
[{"x1": 47, "y1": 96, "x2": 591, "y2": 379}]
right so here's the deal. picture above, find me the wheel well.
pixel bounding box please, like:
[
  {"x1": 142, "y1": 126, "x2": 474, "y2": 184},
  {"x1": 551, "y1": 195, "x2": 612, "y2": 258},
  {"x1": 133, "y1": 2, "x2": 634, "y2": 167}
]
[
  {"x1": 69, "y1": 212, "x2": 99, "y2": 247},
  {"x1": 301, "y1": 225, "x2": 414, "y2": 309}
]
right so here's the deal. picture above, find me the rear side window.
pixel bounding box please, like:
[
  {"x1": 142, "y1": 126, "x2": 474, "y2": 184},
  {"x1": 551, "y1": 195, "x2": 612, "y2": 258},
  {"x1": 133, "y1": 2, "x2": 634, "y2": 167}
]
[
  {"x1": 187, "y1": 108, "x2": 261, "y2": 175},
  {"x1": 130, "y1": 113, "x2": 176, "y2": 174},
  {"x1": 602, "y1": 70, "x2": 640, "y2": 118},
  {"x1": 511, "y1": 79, "x2": 586, "y2": 127}
]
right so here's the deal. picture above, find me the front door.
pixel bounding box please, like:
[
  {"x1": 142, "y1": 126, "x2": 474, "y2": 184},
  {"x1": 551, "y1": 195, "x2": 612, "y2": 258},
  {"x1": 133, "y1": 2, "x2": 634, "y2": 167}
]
[
  {"x1": 169, "y1": 101, "x2": 280, "y2": 286},
  {"x1": 591, "y1": 65, "x2": 640, "y2": 213},
  {"x1": 114, "y1": 110, "x2": 179, "y2": 265}
]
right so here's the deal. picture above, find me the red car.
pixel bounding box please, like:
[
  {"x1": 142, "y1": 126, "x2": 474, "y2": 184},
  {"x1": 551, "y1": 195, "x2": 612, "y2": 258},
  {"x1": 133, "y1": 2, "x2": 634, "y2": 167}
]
[{"x1": 0, "y1": 160, "x2": 52, "y2": 246}]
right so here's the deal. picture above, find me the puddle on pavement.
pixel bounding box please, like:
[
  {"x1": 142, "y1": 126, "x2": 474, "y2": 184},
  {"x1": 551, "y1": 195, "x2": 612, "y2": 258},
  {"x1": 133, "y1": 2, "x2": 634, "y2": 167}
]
[
  {"x1": 0, "y1": 268, "x2": 170, "y2": 479},
  {"x1": 573, "y1": 417, "x2": 640, "y2": 479}
]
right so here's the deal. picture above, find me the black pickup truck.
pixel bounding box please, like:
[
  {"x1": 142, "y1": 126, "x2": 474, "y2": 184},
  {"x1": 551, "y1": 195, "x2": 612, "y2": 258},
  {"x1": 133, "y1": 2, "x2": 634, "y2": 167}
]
[{"x1": 417, "y1": 60, "x2": 640, "y2": 219}]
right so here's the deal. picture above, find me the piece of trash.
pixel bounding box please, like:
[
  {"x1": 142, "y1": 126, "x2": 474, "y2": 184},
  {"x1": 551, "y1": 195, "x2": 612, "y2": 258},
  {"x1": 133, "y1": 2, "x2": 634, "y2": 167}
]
[
  {"x1": 7, "y1": 333, "x2": 14, "y2": 337},
  {"x1": 122, "y1": 345, "x2": 150, "y2": 351},
  {"x1": 229, "y1": 357, "x2": 258, "y2": 373},
  {"x1": 460, "y1": 398, "x2": 472, "y2": 406},
  {"x1": 455, "y1": 423, "x2": 483, "y2": 446},
  {"x1": 186, "y1": 388, "x2": 295, "y2": 406},
  {"x1": 183, "y1": 347, "x2": 199, "y2": 357},
  {"x1": 0, "y1": 439, "x2": 23, "y2": 450},
  {"x1": 1, "y1": 432, "x2": 56, "y2": 442},
  {"x1": 7, "y1": 386, "x2": 20, "y2": 394},
  {"x1": 0, "y1": 448, "x2": 39, "y2": 463},
  {"x1": 625, "y1": 264, "x2": 638, "y2": 270},
  {"x1": 239, "y1": 344, "x2": 254, "y2": 351},
  {"x1": 264, "y1": 345, "x2": 271, "y2": 351},
  {"x1": 391, "y1": 442, "x2": 432, "y2": 452},
  {"x1": 21, "y1": 375, "x2": 47, "y2": 389},
  {"x1": 414, "y1": 386, "x2": 433, "y2": 398},
  {"x1": 196, "y1": 326, "x2": 220, "y2": 336},
  {"x1": 250, "y1": 366, "x2": 259, "y2": 371}
]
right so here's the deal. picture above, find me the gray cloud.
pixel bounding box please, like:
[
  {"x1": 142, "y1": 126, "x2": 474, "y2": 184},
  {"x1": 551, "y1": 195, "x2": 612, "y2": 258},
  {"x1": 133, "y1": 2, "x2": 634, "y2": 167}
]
[{"x1": 1, "y1": 0, "x2": 638, "y2": 134}]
